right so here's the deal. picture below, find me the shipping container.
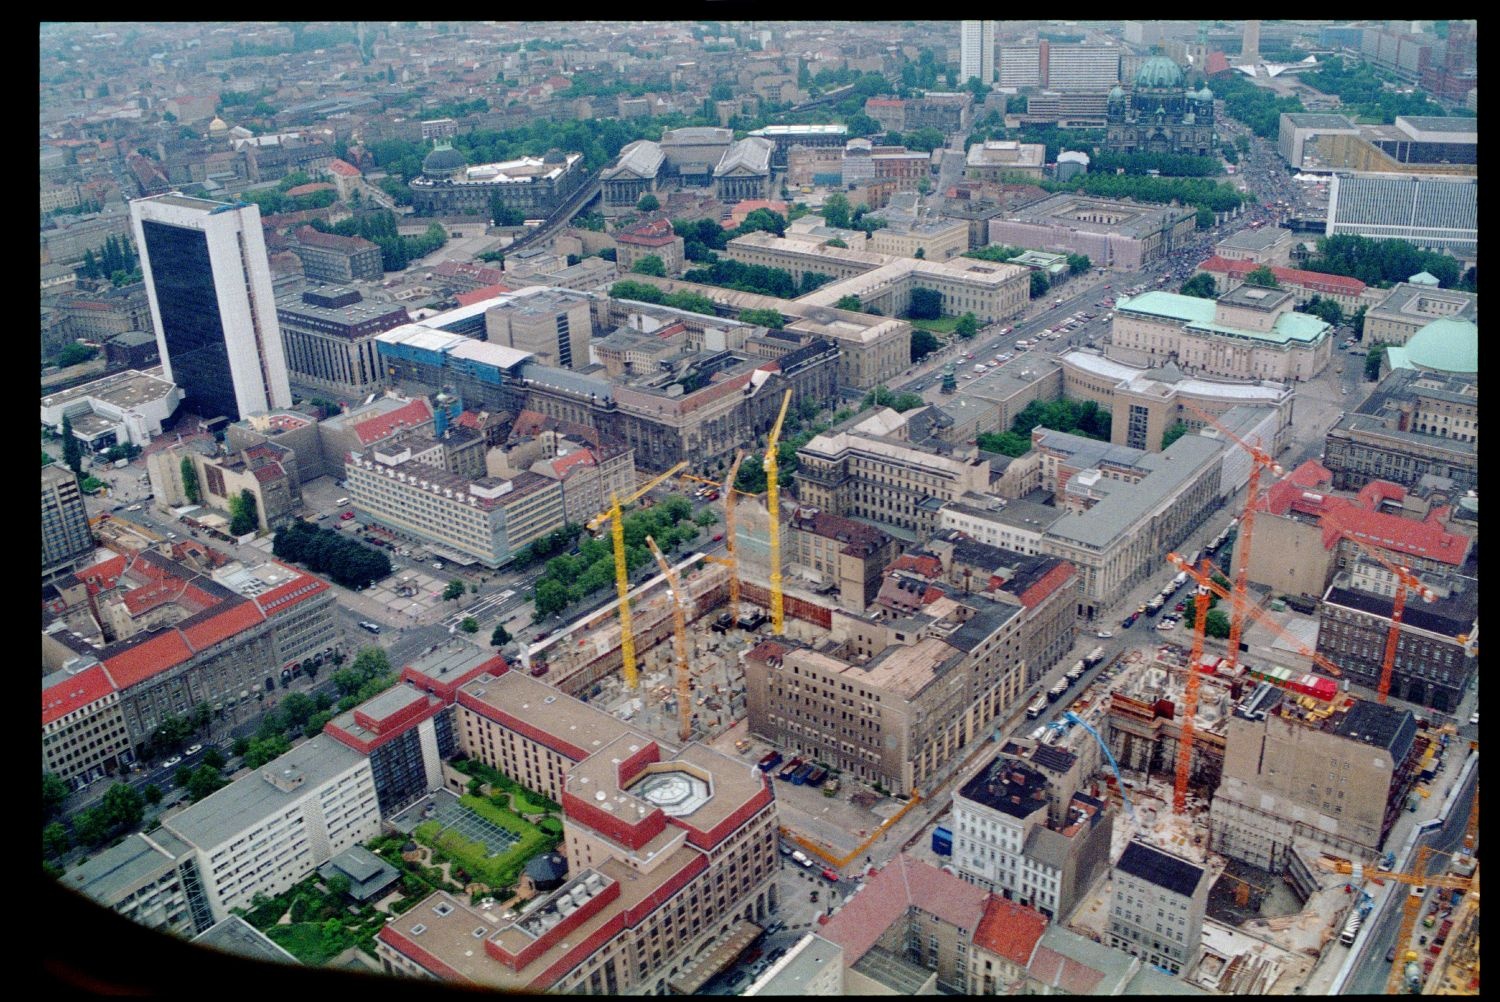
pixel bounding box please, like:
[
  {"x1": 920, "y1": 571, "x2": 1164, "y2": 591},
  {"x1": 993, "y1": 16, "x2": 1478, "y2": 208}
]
[{"x1": 932, "y1": 826, "x2": 953, "y2": 856}]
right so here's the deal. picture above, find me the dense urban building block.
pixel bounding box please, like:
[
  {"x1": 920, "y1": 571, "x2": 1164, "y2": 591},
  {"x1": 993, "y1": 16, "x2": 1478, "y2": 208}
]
[
  {"x1": 1105, "y1": 58, "x2": 1216, "y2": 157},
  {"x1": 1323, "y1": 367, "x2": 1477, "y2": 494},
  {"x1": 275, "y1": 286, "x2": 410, "y2": 401},
  {"x1": 42, "y1": 462, "x2": 98, "y2": 580},
  {"x1": 409, "y1": 143, "x2": 586, "y2": 217},
  {"x1": 1107, "y1": 840, "x2": 1210, "y2": 976}
]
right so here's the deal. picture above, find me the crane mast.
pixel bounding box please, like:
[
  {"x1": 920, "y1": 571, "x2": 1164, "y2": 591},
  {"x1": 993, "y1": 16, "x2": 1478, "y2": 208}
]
[
  {"x1": 765, "y1": 390, "x2": 792, "y2": 635},
  {"x1": 645, "y1": 535, "x2": 693, "y2": 743}
]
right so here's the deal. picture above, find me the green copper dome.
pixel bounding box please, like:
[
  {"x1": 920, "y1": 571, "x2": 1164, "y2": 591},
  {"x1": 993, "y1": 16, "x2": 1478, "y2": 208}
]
[
  {"x1": 1135, "y1": 56, "x2": 1184, "y2": 89},
  {"x1": 422, "y1": 143, "x2": 467, "y2": 177},
  {"x1": 1400, "y1": 317, "x2": 1477, "y2": 374},
  {"x1": 1109, "y1": 85, "x2": 1125, "y2": 100}
]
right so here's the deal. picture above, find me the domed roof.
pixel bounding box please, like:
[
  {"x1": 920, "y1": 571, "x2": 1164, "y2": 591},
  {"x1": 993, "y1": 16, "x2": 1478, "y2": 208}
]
[
  {"x1": 1196, "y1": 86, "x2": 1214, "y2": 101},
  {"x1": 1401, "y1": 317, "x2": 1477, "y2": 374},
  {"x1": 422, "y1": 143, "x2": 466, "y2": 176},
  {"x1": 1135, "y1": 56, "x2": 1184, "y2": 89},
  {"x1": 1108, "y1": 85, "x2": 1125, "y2": 100},
  {"x1": 208, "y1": 116, "x2": 228, "y2": 134}
]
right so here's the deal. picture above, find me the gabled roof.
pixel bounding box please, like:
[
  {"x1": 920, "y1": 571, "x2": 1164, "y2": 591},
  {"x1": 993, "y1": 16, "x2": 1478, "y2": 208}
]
[
  {"x1": 821, "y1": 854, "x2": 991, "y2": 966},
  {"x1": 971, "y1": 894, "x2": 1048, "y2": 967},
  {"x1": 455, "y1": 283, "x2": 513, "y2": 307},
  {"x1": 42, "y1": 664, "x2": 117, "y2": 727},
  {"x1": 351, "y1": 397, "x2": 433, "y2": 446}
]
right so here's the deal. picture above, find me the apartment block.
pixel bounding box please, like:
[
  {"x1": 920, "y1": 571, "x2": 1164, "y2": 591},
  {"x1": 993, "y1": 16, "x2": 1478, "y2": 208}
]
[
  {"x1": 42, "y1": 660, "x2": 131, "y2": 789},
  {"x1": 1210, "y1": 689, "x2": 1423, "y2": 870},
  {"x1": 952, "y1": 739, "x2": 1114, "y2": 921},
  {"x1": 161, "y1": 734, "x2": 381, "y2": 922},
  {"x1": 382, "y1": 668, "x2": 779, "y2": 994},
  {"x1": 484, "y1": 286, "x2": 594, "y2": 371},
  {"x1": 289, "y1": 227, "x2": 383, "y2": 283},
  {"x1": 1107, "y1": 840, "x2": 1209, "y2": 977},
  {"x1": 62, "y1": 828, "x2": 215, "y2": 937},
  {"x1": 784, "y1": 505, "x2": 900, "y2": 613}
]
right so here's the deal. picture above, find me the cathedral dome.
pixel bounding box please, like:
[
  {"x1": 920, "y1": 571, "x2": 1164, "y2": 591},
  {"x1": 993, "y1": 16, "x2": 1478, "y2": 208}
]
[
  {"x1": 1108, "y1": 85, "x2": 1125, "y2": 101},
  {"x1": 422, "y1": 143, "x2": 466, "y2": 178},
  {"x1": 1135, "y1": 56, "x2": 1184, "y2": 89}
]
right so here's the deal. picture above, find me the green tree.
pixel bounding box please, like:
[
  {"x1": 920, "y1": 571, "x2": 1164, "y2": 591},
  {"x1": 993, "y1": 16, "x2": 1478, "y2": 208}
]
[
  {"x1": 443, "y1": 579, "x2": 466, "y2": 602},
  {"x1": 975, "y1": 430, "x2": 1035, "y2": 457},
  {"x1": 43, "y1": 821, "x2": 71, "y2": 859},
  {"x1": 734, "y1": 208, "x2": 786, "y2": 238},
  {"x1": 1030, "y1": 271, "x2": 1051, "y2": 298},
  {"x1": 1066, "y1": 253, "x2": 1092, "y2": 275},
  {"x1": 180, "y1": 457, "x2": 201, "y2": 504},
  {"x1": 1350, "y1": 305, "x2": 1368, "y2": 339},
  {"x1": 1203, "y1": 609, "x2": 1232, "y2": 639},
  {"x1": 533, "y1": 578, "x2": 569, "y2": 620},
  {"x1": 907, "y1": 287, "x2": 942, "y2": 320},
  {"x1": 187, "y1": 764, "x2": 228, "y2": 802},
  {"x1": 242, "y1": 735, "x2": 291, "y2": 770},
  {"x1": 737, "y1": 307, "x2": 785, "y2": 329},
  {"x1": 1244, "y1": 265, "x2": 1279, "y2": 288},
  {"x1": 1161, "y1": 422, "x2": 1191, "y2": 450},
  {"x1": 954, "y1": 313, "x2": 979, "y2": 339},
  {"x1": 825, "y1": 237, "x2": 848, "y2": 249},
  {"x1": 636, "y1": 193, "x2": 660, "y2": 213},
  {"x1": 43, "y1": 772, "x2": 70, "y2": 818},
  {"x1": 72, "y1": 806, "x2": 111, "y2": 848},
  {"x1": 490, "y1": 623, "x2": 511, "y2": 647},
  {"x1": 834, "y1": 294, "x2": 864, "y2": 311},
  {"x1": 1301, "y1": 295, "x2": 1343, "y2": 326},
  {"x1": 143, "y1": 784, "x2": 163, "y2": 806},
  {"x1": 42, "y1": 450, "x2": 54, "y2": 468},
  {"x1": 460, "y1": 617, "x2": 479, "y2": 634},
  {"x1": 1179, "y1": 273, "x2": 1219, "y2": 299},
  {"x1": 57, "y1": 341, "x2": 99, "y2": 367},
  {"x1": 1196, "y1": 206, "x2": 1216, "y2": 229},
  {"x1": 914, "y1": 246, "x2": 926, "y2": 260},
  {"x1": 821, "y1": 192, "x2": 852, "y2": 229},
  {"x1": 229, "y1": 488, "x2": 258, "y2": 536},
  {"x1": 694, "y1": 508, "x2": 718, "y2": 527},
  {"x1": 1364, "y1": 345, "x2": 1383, "y2": 381},
  {"x1": 203, "y1": 748, "x2": 226, "y2": 771},
  {"x1": 101, "y1": 782, "x2": 145, "y2": 830},
  {"x1": 910, "y1": 329, "x2": 940, "y2": 362},
  {"x1": 282, "y1": 692, "x2": 317, "y2": 728},
  {"x1": 735, "y1": 454, "x2": 767, "y2": 494},
  {"x1": 61, "y1": 415, "x2": 83, "y2": 475},
  {"x1": 631, "y1": 254, "x2": 667, "y2": 277}
]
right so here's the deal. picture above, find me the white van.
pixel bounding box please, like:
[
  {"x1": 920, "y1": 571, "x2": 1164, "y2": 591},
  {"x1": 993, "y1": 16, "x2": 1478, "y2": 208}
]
[{"x1": 335, "y1": 497, "x2": 350, "y2": 507}]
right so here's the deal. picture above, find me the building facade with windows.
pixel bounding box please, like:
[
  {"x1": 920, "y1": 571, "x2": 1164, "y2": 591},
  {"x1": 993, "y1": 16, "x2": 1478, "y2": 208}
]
[
  {"x1": 42, "y1": 463, "x2": 95, "y2": 579},
  {"x1": 960, "y1": 21, "x2": 997, "y2": 85},
  {"x1": 289, "y1": 227, "x2": 383, "y2": 283},
  {"x1": 1326, "y1": 172, "x2": 1477, "y2": 260},
  {"x1": 1323, "y1": 368, "x2": 1477, "y2": 493},
  {"x1": 988, "y1": 194, "x2": 1196, "y2": 272},
  {"x1": 161, "y1": 735, "x2": 380, "y2": 923},
  {"x1": 1106, "y1": 840, "x2": 1209, "y2": 977},
  {"x1": 1363, "y1": 282, "x2": 1478, "y2": 347},
  {"x1": 483, "y1": 286, "x2": 595, "y2": 371},
  {"x1": 62, "y1": 828, "x2": 216, "y2": 938},
  {"x1": 409, "y1": 145, "x2": 587, "y2": 217},
  {"x1": 1105, "y1": 57, "x2": 1215, "y2": 157},
  {"x1": 130, "y1": 194, "x2": 291, "y2": 421},
  {"x1": 275, "y1": 286, "x2": 409, "y2": 401},
  {"x1": 42, "y1": 660, "x2": 131, "y2": 789}
]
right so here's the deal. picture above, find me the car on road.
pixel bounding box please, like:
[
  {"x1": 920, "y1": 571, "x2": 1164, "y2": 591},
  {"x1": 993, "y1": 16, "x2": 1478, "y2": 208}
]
[
  {"x1": 340, "y1": 510, "x2": 355, "y2": 520},
  {"x1": 127, "y1": 504, "x2": 143, "y2": 512},
  {"x1": 1122, "y1": 614, "x2": 1139, "y2": 629},
  {"x1": 712, "y1": 532, "x2": 724, "y2": 542},
  {"x1": 185, "y1": 744, "x2": 202, "y2": 757},
  {"x1": 821, "y1": 868, "x2": 840, "y2": 883},
  {"x1": 162, "y1": 756, "x2": 182, "y2": 769},
  {"x1": 1096, "y1": 630, "x2": 1113, "y2": 639},
  {"x1": 359, "y1": 621, "x2": 382, "y2": 634}
]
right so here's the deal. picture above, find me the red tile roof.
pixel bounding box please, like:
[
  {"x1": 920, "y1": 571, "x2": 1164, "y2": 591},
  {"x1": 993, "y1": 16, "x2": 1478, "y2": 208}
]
[
  {"x1": 180, "y1": 600, "x2": 265, "y2": 652},
  {"x1": 284, "y1": 182, "x2": 335, "y2": 198},
  {"x1": 455, "y1": 283, "x2": 513, "y2": 306},
  {"x1": 821, "y1": 854, "x2": 992, "y2": 966},
  {"x1": 866, "y1": 98, "x2": 904, "y2": 108},
  {"x1": 1262, "y1": 469, "x2": 1471, "y2": 566},
  {"x1": 353, "y1": 397, "x2": 433, "y2": 446},
  {"x1": 615, "y1": 217, "x2": 678, "y2": 247},
  {"x1": 890, "y1": 554, "x2": 942, "y2": 578},
  {"x1": 971, "y1": 895, "x2": 1048, "y2": 967},
  {"x1": 250, "y1": 564, "x2": 331, "y2": 618},
  {"x1": 1027, "y1": 943, "x2": 1106, "y2": 994},
  {"x1": 549, "y1": 448, "x2": 597, "y2": 479},
  {"x1": 103, "y1": 629, "x2": 195, "y2": 689},
  {"x1": 294, "y1": 226, "x2": 378, "y2": 253},
  {"x1": 1199, "y1": 255, "x2": 1366, "y2": 296},
  {"x1": 42, "y1": 664, "x2": 118, "y2": 727},
  {"x1": 327, "y1": 158, "x2": 361, "y2": 177}
]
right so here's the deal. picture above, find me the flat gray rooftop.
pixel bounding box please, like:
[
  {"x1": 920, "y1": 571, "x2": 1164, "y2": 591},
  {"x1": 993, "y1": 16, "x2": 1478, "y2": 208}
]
[
  {"x1": 193, "y1": 916, "x2": 299, "y2": 964},
  {"x1": 164, "y1": 735, "x2": 364, "y2": 850},
  {"x1": 62, "y1": 829, "x2": 196, "y2": 904}
]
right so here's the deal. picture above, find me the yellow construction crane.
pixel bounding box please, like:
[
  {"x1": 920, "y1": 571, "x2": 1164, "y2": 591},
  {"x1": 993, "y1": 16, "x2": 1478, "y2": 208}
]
[
  {"x1": 765, "y1": 389, "x2": 793, "y2": 635},
  {"x1": 1318, "y1": 846, "x2": 1479, "y2": 993},
  {"x1": 584, "y1": 460, "x2": 688, "y2": 690},
  {"x1": 644, "y1": 535, "x2": 693, "y2": 743},
  {"x1": 720, "y1": 450, "x2": 745, "y2": 623}
]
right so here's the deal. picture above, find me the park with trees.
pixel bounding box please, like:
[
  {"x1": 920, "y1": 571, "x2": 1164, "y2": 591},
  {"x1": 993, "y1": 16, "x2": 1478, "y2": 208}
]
[{"x1": 273, "y1": 519, "x2": 392, "y2": 590}]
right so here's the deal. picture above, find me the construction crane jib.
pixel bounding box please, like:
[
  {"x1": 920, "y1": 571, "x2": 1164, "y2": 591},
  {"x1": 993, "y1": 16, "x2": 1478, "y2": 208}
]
[
  {"x1": 585, "y1": 461, "x2": 688, "y2": 690},
  {"x1": 645, "y1": 535, "x2": 694, "y2": 743}
]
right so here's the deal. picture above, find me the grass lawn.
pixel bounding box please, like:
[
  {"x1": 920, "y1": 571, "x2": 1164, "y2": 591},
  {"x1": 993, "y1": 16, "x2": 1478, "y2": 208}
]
[
  {"x1": 266, "y1": 922, "x2": 339, "y2": 966},
  {"x1": 907, "y1": 315, "x2": 961, "y2": 335},
  {"x1": 413, "y1": 795, "x2": 559, "y2": 891}
]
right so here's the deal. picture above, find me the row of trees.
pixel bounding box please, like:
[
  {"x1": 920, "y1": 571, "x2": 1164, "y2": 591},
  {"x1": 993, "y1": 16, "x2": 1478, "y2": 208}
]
[
  {"x1": 530, "y1": 497, "x2": 702, "y2": 621},
  {"x1": 1088, "y1": 151, "x2": 1224, "y2": 178},
  {"x1": 1214, "y1": 73, "x2": 1307, "y2": 139},
  {"x1": 307, "y1": 209, "x2": 447, "y2": 272},
  {"x1": 1043, "y1": 171, "x2": 1245, "y2": 214},
  {"x1": 272, "y1": 519, "x2": 392, "y2": 589},
  {"x1": 682, "y1": 259, "x2": 831, "y2": 299},
  {"x1": 1304, "y1": 234, "x2": 1471, "y2": 291},
  {"x1": 56, "y1": 341, "x2": 98, "y2": 368},
  {"x1": 608, "y1": 280, "x2": 720, "y2": 316},
  {"x1": 43, "y1": 780, "x2": 146, "y2": 862}
]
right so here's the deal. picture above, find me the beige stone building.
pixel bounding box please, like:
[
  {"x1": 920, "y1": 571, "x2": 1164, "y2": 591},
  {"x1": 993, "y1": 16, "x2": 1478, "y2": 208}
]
[
  {"x1": 784, "y1": 505, "x2": 900, "y2": 612},
  {"x1": 612, "y1": 216, "x2": 686, "y2": 276},
  {"x1": 965, "y1": 140, "x2": 1047, "y2": 181},
  {"x1": 382, "y1": 669, "x2": 780, "y2": 995},
  {"x1": 484, "y1": 287, "x2": 595, "y2": 370},
  {"x1": 1211, "y1": 690, "x2": 1424, "y2": 870},
  {"x1": 1363, "y1": 281, "x2": 1478, "y2": 346},
  {"x1": 1211, "y1": 225, "x2": 1296, "y2": 266},
  {"x1": 795, "y1": 410, "x2": 998, "y2": 538},
  {"x1": 1108, "y1": 287, "x2": 1333, "y2": 383},
  {"x1": 869, "y1": 216, "x2": 971, "y2": 262}
]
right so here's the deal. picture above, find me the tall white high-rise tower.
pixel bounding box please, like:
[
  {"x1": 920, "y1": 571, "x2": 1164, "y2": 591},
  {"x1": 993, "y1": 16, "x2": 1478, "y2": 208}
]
[{"x1": 960, "y1": 20, "x2": 997, "y2": 85}]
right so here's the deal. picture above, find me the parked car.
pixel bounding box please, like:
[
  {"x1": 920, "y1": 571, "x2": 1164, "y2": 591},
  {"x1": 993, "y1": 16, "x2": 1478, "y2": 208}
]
[
  {"x1": 821, "y1": 868, "x2": 840, "y2": 883},
  {"x1": 185, "y1": 744, "x2": 202, "y2": 757},
  {"x1": 1095, "y1": 630, "x2": 1113, "y2": 639},
  {"x1": 340, "y1": 511, "x2": 355, "y2": 521},
  {"x1": 162, "y1": 756, "x2": 182, "y2": 769}
]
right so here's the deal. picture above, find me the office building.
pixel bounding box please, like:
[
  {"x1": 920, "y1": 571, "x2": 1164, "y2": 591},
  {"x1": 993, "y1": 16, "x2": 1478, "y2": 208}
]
[
  {"x1": 1212, "y1": 226, "x2": 1297, "y2": 267},
  {"x1": 1106, "y1": 840, "x2": 1210, "y2": 977},
  {"x1": 952, "y1": 739, "x2": 1114, "y2": 921},
  {"x1": 1323, "y1": 366, "x2": 1477, "y2": 493},
  {"x1": 1046, "y1": 46, "x2": 1121, "y2": 93},
  {"x1": 323, "y1": 677, "x2": 466, "y2": 818},
  {"x1": 61, "y1": 828, "x2": 215, "y2": 938},
  {"x1": 1363, "y1": 281, "x2": 1478, "y2": 347},
  {"x1": 376, "y1": 323, "x2": 533, "y2": 414},
  {"x1": 41, "y1": 659, "x2": 130, "y2": 789},
  {"x1": 1277, "y1": 113, "x2": 1360, "y2": 170},
  {"x1": 784, "y1": 505, "x2": 899, "y2": 612},
  {"x1": 1326, "y1": 172, "x2": 1476, "y2": 259},
  {"x1": 161, "y1": 734, "x2": 380, "y2": 922},
  {"x1": 380, "y1": 669, "x2": 779, "y2": 994},
  {"x1": 1211, "y1": 689, "x2": 1423, "y2": 869},
  {"x1": 1109, "y1": 287, "x2": 1333, "y2": 382},
  {"x1": 484, "y1": 287, "x2": 595, "y2": 370},
  {"x1": 40, "y1": 369, "x2": 183, "y2": 454},
  {"x1": 988, "y1": 194, "x2": 1197, "y2": 272},
  {"x1": 960, "y1": 21, "x2": 997, "y2": 85},
  {"x1": 998, "y1": 45, "x2": 1043, "y2": 89},
  {"x1": 1022, "y1": 93, "x2": 1109, "y2": 129},
  {"x1": 275, "y1": 286, "x2": 409, "y2": 401},
  {"x1": 42, "y1": 463, "x2": 97, "y2": 579},
  {"x1": 130, "y1": 194, "x2": 291, "y2": 421},
  {"x1": 1318, "y1": 565, "x2": 1476, "y2": 713}
]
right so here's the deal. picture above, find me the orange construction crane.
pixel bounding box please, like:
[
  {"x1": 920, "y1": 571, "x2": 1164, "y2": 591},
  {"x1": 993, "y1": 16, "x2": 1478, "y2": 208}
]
[
  {"x1": 1320, "y1": 510, "x2": 1435, "y2": 704},
  {"x1": 1172, "y1": 558, "x2": 1214, "y2": 814},
  {"x1": 644, "y1": 535, "x2": 693, "y2": 743},
  {"x1": 1168, "y1": 552, "x2": 1343, "y2": 678},
  {"x1": 1317, "y1": 845, "x2": 1478, "y2": 993},
  {"x1": 1183, "y1": 399, "x2": 1282, "y2": 677}
]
